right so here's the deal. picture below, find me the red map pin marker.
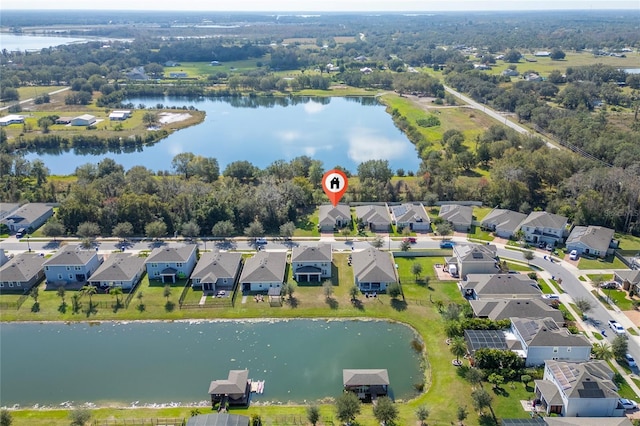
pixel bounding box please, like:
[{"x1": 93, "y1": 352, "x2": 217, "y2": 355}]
[{"x1": 322, "y1": 169, "x2": 349, "y2": 207}]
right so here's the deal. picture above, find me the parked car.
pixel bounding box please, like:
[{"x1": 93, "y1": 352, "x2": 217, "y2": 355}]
[
  {"x1": 545, "y1": 244, "x2": 554, "y2": 251},
  {"x1": 619, "y1": 398, "x2": 638, "y2": 410},
  {"x1": 15, "y1": 228, "x2": 26, "y2": 239},
  {"x1": 255, "y1": 238, "x2": 268, "y2": 245},
  {"x1": 403, "y1": 237, "x2": 417, "y2": 244},
  {"x1": 542, "y1": 294, "x2": 560, "y2": 300},
  {"x1": 600, "y1": 281, "x2": 618, "y2": 289},
  {"x1": 569, "y1": 249, "x2": 579, "y2": 260},
  {"x1": 440, "y1": 240, "x2": 455, "y2": 249},
  {"x1": 538, "y1": 242, "x2": 546, "y2": 249},
  {"x1": 625, "y1": 353, "x2": 637, "y2": 368},
  {"x1": 609, "y1": 320, "x2": 626, "y2": 336}
]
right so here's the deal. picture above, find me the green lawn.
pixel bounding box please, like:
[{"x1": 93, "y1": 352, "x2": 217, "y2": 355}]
[
  {"x1": 490, "y1": 381, "x2": 535, "y2": 419},
  {"x1": 605, "y1": 289, "x2": 636, "y2": 311},
  {"x1": 468, "y1": 225, "x2": 495, "y2": 242},
  {"x1": 537, "y1": 279, "x2": 556, "y2": 294},
  {"x1": 586, "y1": 273, "x2": 613, "y2": 282},
  {"x1": 577, "y1": 254, "x2": 627, "y2": 270}
]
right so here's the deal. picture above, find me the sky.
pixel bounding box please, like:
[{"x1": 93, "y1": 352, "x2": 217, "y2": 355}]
[{"x1": 2, "y1": 0, "x2": 638, "y2": 11}]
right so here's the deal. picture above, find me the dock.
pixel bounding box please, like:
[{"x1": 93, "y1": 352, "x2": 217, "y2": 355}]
[{"x1": 250, "y1": 380, "x2": 265, "y2": 394}]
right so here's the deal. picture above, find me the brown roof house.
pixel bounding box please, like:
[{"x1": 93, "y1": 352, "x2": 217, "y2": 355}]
[
  {"x1": 239, "y1": 251, "x2": 287, "y2": 293},
  {"x1": 352, "y1": 247, "x2": 398, "y2": 292},
  {"x1": 291, "y1": 244, "x2": 332, "y2": 282},
  {"x1": 190, "y1": 251, "x2": 242, "y2": 292}
]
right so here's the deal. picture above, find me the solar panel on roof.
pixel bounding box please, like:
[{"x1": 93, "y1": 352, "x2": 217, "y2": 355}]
[{"x1": 472, "y1": 252, "x2": 483, "y2": 259}]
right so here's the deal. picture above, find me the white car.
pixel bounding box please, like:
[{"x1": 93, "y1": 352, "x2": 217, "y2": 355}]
[
  {"x1": 619, "y1": 398, "x2": 638, "y2": 410},
  {"x1": 255, "y1": 238, "x2": 268, "y2": 245},
  {"x1": 569, "y1": 249, "x2": 578, "y2": 260},
  {"x1": 542, "y1": 294, "x2": 560, "y2": 300},
  {"x1": 609, "y1": 320, "x2": 626, "y2": 336},
  {"x1": 625, "y1": 353, "x2": 637, "y2": 368}
]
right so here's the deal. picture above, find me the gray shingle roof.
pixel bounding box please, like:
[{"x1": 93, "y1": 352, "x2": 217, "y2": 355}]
[
  {"x1": 239, "y1": 251, "x2": 287, "y2": 283},
  {"x1": 511, "y1": 317, "x2": 590, "y2": 347},
  {"x1": 2, "y1": 203, "x2": 52, "y2": 226},
  {"x1": 0, "y1": 253, "x2": 44, "y2": 282},
  {"x1": 343, "y1": 369, "x2": 389, "y2": 386},
  {"x1": 146, "y1": 245, "x2": 196, "y2": 263},
  {"x1": 291, "y1": 244, "x2": 331, "y2": 263},
  {"x1": 191, "y1": 251, "x2": 242, "y2": 283},
  {"x1": 208, "y1": 370, "x2": 249, "y2": 395},
  {"x1": 0, "y1": 203, "x2": 20, "y2": 218},
  {"x1": 186, "y1": 414, "x2": 250, "y2": 426},
  {"x1": 390, "y1": 203, "x2": 430, "y2": 224},
  {"x1": 463, "y1": 274, "x2": 542, "y2": 297},
  {"x1": 318, "y1": 204, "x2": 351, "y2": 226},
  {"x1": 545, "y1": 360, "x2": 618, "y2": 400},
  {"x1": 43, "y1": 245, "x2": 99, "y2": 266},
  {"x1": 454, "y1": 243, "x2": 497, "y2": 262},
  {"x1": 90, "y1": 253, "x2": 145, "y2": 282},
  {"x1": 469, "y1": 298, "x2": 564, "y2": 323},
  {"x1": 615, "y1": 270, "x2": 640, "y2": 285},
  {"x1": 439, "y1": 204, "x2": 473, "y2": 226},
  {"x1": 352, "y1": 248, "x2": 397, "y2": 283},
  {"x1": 566, "y1": 225, "x2": 614, "y2": 253},
  {"x1": 481, "y1": 208, "x2": 527, "y2": 233},
  {"x1": 520, "y1": 211, "x2": 568, "y2": 230},
  {"x1": 355, "y1": 205, "x2": 391, "y2": 225}
]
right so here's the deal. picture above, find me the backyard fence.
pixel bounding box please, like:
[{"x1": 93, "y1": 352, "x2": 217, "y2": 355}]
[{"x1": 92, "y1": 419, "x2": 185, "y2": 426}]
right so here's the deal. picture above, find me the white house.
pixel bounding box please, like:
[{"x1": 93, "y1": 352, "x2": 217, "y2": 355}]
[
  {"x1": 352, "y1": 247, "x2": 397, "y2": 292},
  {"x1": 318, "y1": 204, "x2": 351, "y2": 232},
  {"x1": 108, "y1": 110, "x2": 131, "y2": 121},
  {"x1": 389, "y1": 203, "x2": 431, "y2": 232},
  {"x1": 238, "y1": 251, "x2": 287, "y2": 293},
  {"x1": 481, "y1": 208, "x2": 527, "y2": 239},
  {"x1": 355, "y1": 205, "x2": 391, "y2": 232},
  {"x1": 445, "y1": 243, "x2": 498, "y2": 279},
  {"x1": 0, "y1": 115, "x2": 25, "y2": 126},
  {"x1": 517, "y1": 211, "x2": 568, "y2": 246},
  {"x1": 439, "y1": 204, "x2": 473, "y2": 232},
  {"x1": 510, "y1": 317, "x2": 591, "y2": 367},
  {"x1": 534, "y1": 360, "x2": 625, "y2": 417}
]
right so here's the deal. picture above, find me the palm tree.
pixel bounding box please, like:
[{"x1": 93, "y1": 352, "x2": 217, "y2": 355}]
[
  {"x1": 592, "y1": 342, "x2": 613, "y2": 361},
  {"x1": 163, "y1": 284, "x2": 172, "y2": 302},
  {"x1": 80, "y1": 284, "x2": 97, "y2": 306},
  {"x1": 450, "y1": 336, "x2": 467, "y2": 364},
  {"x1": 109, "y1": 286, "x2": 123, "y2": 308}
]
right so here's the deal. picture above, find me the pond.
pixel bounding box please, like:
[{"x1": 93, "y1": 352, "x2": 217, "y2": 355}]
[
  {"x1": 25, "y1": 96, "x2": 421, "y2": 175},
  {"x1": 0, "y1": 319, "x2": 422, "y2": 408}
]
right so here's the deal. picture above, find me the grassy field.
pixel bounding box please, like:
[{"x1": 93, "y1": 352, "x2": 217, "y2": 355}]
[{"x1": 577, "y1": 254, "x2": 627, "y2": 270}]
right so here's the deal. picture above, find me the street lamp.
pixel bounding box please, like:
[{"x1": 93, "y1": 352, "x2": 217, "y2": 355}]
[{"x1": 27, "y1": 235, "x2": 31, "y2": 252}]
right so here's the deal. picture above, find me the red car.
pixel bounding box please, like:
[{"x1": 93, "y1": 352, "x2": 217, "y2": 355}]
[{"x1": 403, "y1": 237, "x2": 417, "y2": 244}]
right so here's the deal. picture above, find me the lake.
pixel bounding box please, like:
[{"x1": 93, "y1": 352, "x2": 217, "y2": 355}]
[
  {"x1": 0, "y1": 33, "x2": 93, "y2": 52},
  {"x1": 25, "y1": 96, "x2": 421, "y2": 175},
  {"x1": 0, "y1": 319, "x2": 422, "y2": 408}
]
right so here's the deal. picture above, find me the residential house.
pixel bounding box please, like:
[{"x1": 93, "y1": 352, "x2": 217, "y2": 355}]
[
  {"x1": 480, "y1": 208, "x2": 527, "y2": 239},
  {"x1": 1, "y1": 203, "x2": 53, "y2": 233},
  {"x1": 55, "y1": 117, "x2": 73, "y2": 125},
  {"x1": 318, "y1": 204, "x2": 351, "y2": 232},
  {"x1": 525, "y1": 73, "x2": 543, "y2": 81},
  {"x1": 534, "y1": 51, "x2": 551, "y2": 57},
  {"x1": 208, "y1": 370, "x2": 251, "y2": 407},
  {"x1": 0, "y1": 115, "x2": 25, "y2": 126},
  {"x1": 126, "y1": 66, "x2": 149, "y2": 80},
  {"x1": 503, "y1": 418, "x2": 633, "y2": 426},
  {"x1": 108, "y1": 110, "x2": 131, "y2": 121},
  {"x1": 511, "y1": 317, "x2": 591, "y2": 366},
  {"x1": 355, "y1": 205, "x2": 391, "y2": 232},
  {"x1": 0, "y1": 249, "x2": 8, "y2": 267},
  {"x1": 343, "y1": 369, "x2": 389, "y2": 401},
  {"x1": 145, "y1": 245, "x2": 197, "y2": 284},
  {"x1": 43, "y1": 245, "x2": 102, "y2": 287},
  {"x1": 462, "y1": 273, "x2": 542, "y2": 300},
  {"x1": 389, "y1": 203, "x2": 431, "y2": 232},
  {"x1": 190, "y1": 251, "x2": 242, "y2": 292},
  {"x1": 164, "y1": 61, "x2": 180, "y2": 67},
  {"x1": 439, "y1": 204, "x2": 473, "y2": 232},
  {"x1": 469, "y1": 298, "x2": 564, "y2": 324},
  {"x1": 352, "y1": 247, "x2": 398, "y2": 292},
  {"x1": 71, "y1": 114, "x2": 96, "y2": 126},
  {"x1": 565, "y1": 226, "x2": 616, "y2": 258},
  {"x1": 291, "y1": 244, "x2": 332, "y2": 282},
  {"x1": 0, "y1": 253, "x2": 45, "y2": 292},
  {"x1": 88, "y1": 253, "x2": 146, "y2": 290},
  {"x1": 501, "y1": 69, "x2": 519, "y2": 77},
  {"x1": 614, "y1": 270, "x2": 640, "y2": 294},
  {"x1": 534, "y1": 360, "x2": 625, "y2": 417},
  {"x1": 517, "y1": 211, "x2": 569, "y2": 246},
  {"x1": 238, "y1": 251, "x2": 287, "y2": 293},
  {"x1": 0, "y1": 203, "x2": 20, "y2": 221},
  {"x1": 445, "y1": 243, "x2": 498, "y2": 279},
  {"x1": 169, "y1": 72, "x2": 188, "y2": 78}
]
